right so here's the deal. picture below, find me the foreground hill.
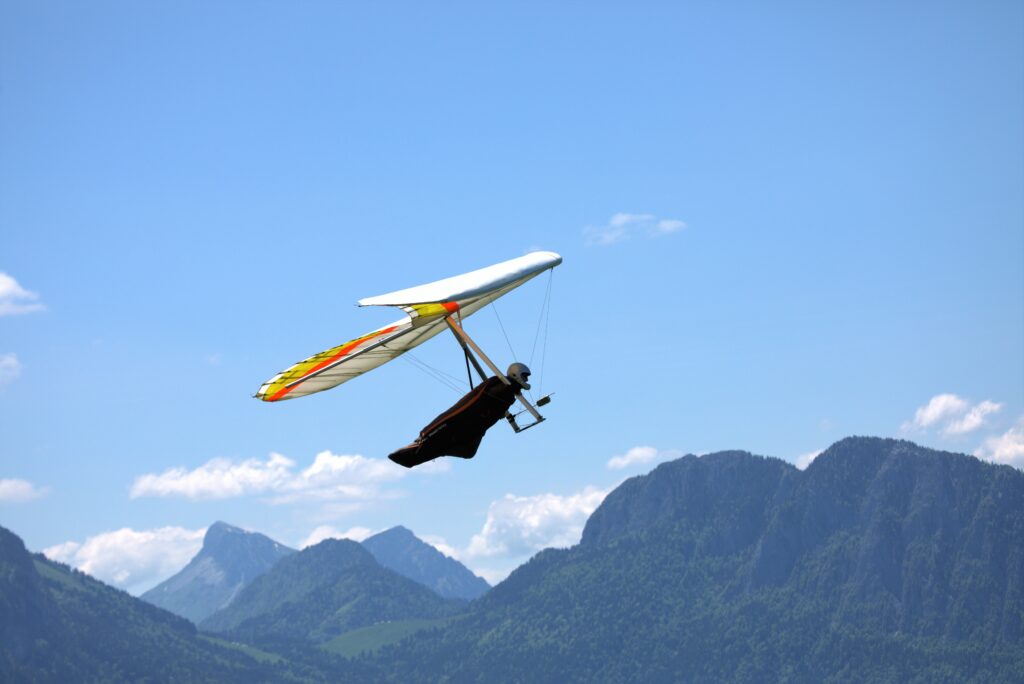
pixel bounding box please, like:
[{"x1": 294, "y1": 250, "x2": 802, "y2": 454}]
[
  {"x1": 200, "y1": 538, "x2": 463, "y2": 648},
  {"x1": 0, "y1": 525, "x2": 299, "y2": 682},
  {"x1": 142, "y1": 521, "x2": 295, "y2": 623},
  {"x1": 374, "y1": 438, "x2": 1024, "y2": 682},
  {"x1": 362, "y1": 526, "x2": 490, "y2": 600}
]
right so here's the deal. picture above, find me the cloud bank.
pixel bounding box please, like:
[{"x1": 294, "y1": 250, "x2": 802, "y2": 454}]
[
  {"x1": 299, "y1": 525, "x2": 376, "y2": 549},
  {"x1": 439, "y1": 485, "x2": 609, "y2": 583},
  {"x1": 466, "y1": 486, "x2": 609, "y2": 559},
  {"x1": 0, "y1": 477, "x2": 48, "y2": 503},
  {"x1": 44, "y1": 526, "x2": 206, "y2": 595},
  {"x1": 0, "y1": 273, "x2": 45, "y2": 316},
  {"x1": 130, "y1": 450, "x2": 406, "y2": 505},
  {"x1": 0, "y1": 353, "x2": 22, "y2": 388},
  {"x1": 794, "y1": 449, "x2": 824, "y2": 470},
  {"x1": 607, "y1": 445, "x2": 683, "y2": 470},
  {"x1": 584, "y1": 212, "x2": 687, "y2": 246},
  {"x1": 975, "y1": 421, "x2": 1024, "y2": 469},
  {"x1": 903, "y1": 394, "x2": 1002, "y2": 437}
]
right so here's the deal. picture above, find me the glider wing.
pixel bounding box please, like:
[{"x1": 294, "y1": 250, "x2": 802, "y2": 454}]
[{"x1": 256, "y1": 251, "x2": 561, "y2": 402}]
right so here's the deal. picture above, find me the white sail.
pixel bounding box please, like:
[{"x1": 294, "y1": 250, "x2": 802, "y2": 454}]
[{"x1": 256, "y1": 251, "x2": 561, "y2": 402}]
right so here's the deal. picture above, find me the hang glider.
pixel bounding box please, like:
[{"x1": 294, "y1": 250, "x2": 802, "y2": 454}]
[{"x1": 255, "y1": 252, "x2": 561, "y2": 415}]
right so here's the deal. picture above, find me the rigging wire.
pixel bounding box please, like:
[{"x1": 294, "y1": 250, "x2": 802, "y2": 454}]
[
  {"x1": 490, "y1": 302, "x2": 518, "y2": 362},
  {"x1": 399, "y1": 351, "x2": 467, "y2": 394},
  {"x1": 529, "y1": 269, "x2": 554, "y2": 372},
  {"x1": 492, "y1": 268, "x2": 556, "y2": 402},
  {"x1": 514, "y1": 269, "x2": 555, "y2": 397},
  {"x1": 535, "y1": 269, "x2": 553, "y2": 396},
  {"x1": 401, "y1": 267, "x2": 555, "y2": 399}
]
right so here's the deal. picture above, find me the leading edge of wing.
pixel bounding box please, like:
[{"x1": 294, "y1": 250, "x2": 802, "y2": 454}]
[{"x1": 356, "y1": 251, "x2": 561, "y2": 307}]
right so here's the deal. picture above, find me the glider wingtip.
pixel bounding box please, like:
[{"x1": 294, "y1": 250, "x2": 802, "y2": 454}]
[{"x1": 540, "y1": 250, "x2": 562, "y2": 265}]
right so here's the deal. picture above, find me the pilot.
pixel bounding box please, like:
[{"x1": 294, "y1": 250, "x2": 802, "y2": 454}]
[{"x1": 388, "y1": 363, "x2": 532, "y2": 468}]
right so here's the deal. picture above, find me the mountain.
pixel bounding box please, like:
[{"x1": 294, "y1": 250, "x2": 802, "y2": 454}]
[
  {"x1": 200, "y1": 538, "x2": 464, "y2": 648},
  {"x1": 0, "y1": 524, "x2": 302, "y2": 682},
  {"x1": 142, "y1": 521, "x2": 295, "y2": 624},
  {"x1": 362, "y1": 526, "x2": 490, "y2": 600},
  {"x1": 9, "y1": 436, "x2": 1023, "y2": 681},
  {"x1": 372, "y1": 438, "x2": 1024, "y2": 682}
]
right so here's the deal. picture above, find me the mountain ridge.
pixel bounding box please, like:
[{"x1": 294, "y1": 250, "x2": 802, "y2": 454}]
[
  {"x1": 0, "y1": 525, "x2": 306, "y2": 682},
  {"x1": 141, "y1": 521, "x2": 295, "y2": 623},
  {"x1": 200, "y1": 538, "x2": 464, "y2": 647},
  {"x1": 362, "y1": 525, "x2": 490, "y2": 600},
  {"x1": 5, "y1": 436, "x2": 1022, "y2": 681},
  {"x1": 373, "y1": 437, "x2": 1024, "y2": 682}
]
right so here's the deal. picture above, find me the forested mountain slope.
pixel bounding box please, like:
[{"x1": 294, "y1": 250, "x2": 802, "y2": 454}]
[
  {"x1": 362, "y1": 525, "x2": 490, "y2": 600},
  {"x1": 0, "y1": 525, "x2": 299, "y2": 682},
  {"x1": 201, "y1": 538, "x2": 463, "y2": 649},
  {"x1": 142, "y1": 521, "x2": 295, "y2": 623},
  {"x1": 373, "y1": 438, "x2": 1024, "y2": 683}
]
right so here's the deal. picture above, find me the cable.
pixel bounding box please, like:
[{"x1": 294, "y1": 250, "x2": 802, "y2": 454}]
[
  {"x1": 399, "y1": 352, "x2": 467, "y2": 394},
  {"x1": 489, "y1": 301, "x2": 516, "y2": 360},
  {"x1": 525, "y1": 269, "x2": 553, "y2": 395},
  {"x1": 529, "y1": 269, "x2": 553, "y2": 368}
]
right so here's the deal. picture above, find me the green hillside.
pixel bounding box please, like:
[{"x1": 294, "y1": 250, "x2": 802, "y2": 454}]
[
  {"x1": 0, "y1": 526, "x2": 292, "y2": 682},
  {"x1": 321, "y1": 617, "x2": 451, "y2": 658},
  {"x1": 6, "y1": 437, "x2": 1024, "y2": 682},
  {"x1": 362, "y1": 526, "x2": 490, "y2": 600},
  {"x1": 371, "y1": 438, "x2": 1024, "y2": 682},
  {"x1": 142, "y1": 521, "x2": 295, "y2": 623},
  {"x1": 200, "y1": 538, "x2": 463, "y2": 649}
]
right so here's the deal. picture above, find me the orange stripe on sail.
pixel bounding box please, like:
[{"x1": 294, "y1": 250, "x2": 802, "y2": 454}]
[{"x1": 267, "y1": 325, "x2": 399, "y2": 401}]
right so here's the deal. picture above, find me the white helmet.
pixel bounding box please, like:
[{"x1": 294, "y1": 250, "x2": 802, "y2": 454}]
[{"x1": 507, "y1": 362, "x2": 531, "y2": 390}]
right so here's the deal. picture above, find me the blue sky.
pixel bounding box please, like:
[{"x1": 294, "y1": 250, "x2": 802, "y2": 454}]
[{"x1": 2, "y1": 1, "x2": 1022, "y2": 591}]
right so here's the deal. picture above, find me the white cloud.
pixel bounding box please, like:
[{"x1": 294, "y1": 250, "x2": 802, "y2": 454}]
[
  {"x1": 655, "y1": 219, "x2": 687, "y2": 234},
  {"x1": 420, "y1": 534, "x2": 461, "y2": 560},
  {"x1": 292, "y1": 483, "x2": 613, "y2": 585},
  {"x1": 0, "y1": 273, "x2": 45, "y2": 316},
  {"x1": 300, "y1": 525, "x2": 375, "y2": 549},
  {"x1": 610, "y1": 212, "x2": 655, "y2": 227},
  {"x1": 472, "y1": 566, "x2": 514, "y2": 585},
  {"x1": 905, "y1": 394, "x2": 968, "y2": 430},
  {"x1": 465, "y1": 486, "x2": 609, "y2": 559},
  {"x1": 0, "y1": 478, "x2": 47, "y2": 502},
  {"x1": 43, "y1": 526, "x2": 206, "y2": 595},
  {"x1": 282, "y1": 451, "x2": 403, "y2": 502},
  {"x1": 975, "y1": 420, "x2": 1024, "y2": 468},
  {"x1": 607, "y1": 445, "x2": 683, "y2": 470},
  {"x1": 583, "y1": 212, "x2": 687, "y2": 246},
  {"x1": 903, "y1": 393, "x2": 1002, "y2": 436},
  {"x1": 0, "y1": 353, "x2": 22, "y2": 387},
  {"x1": 795, "y1": 449, "x2": 823, "y2": 470},
  {"x1": 42, "y1": 540, "x2": 81, "y2": 562},
  {"x1": 130, "y1": 453, "x2": 296, "y2": 500},
  {"x1": 130, "y1": 450, "x2": 409, "y2": 505},
  {"x1": 944, "y1": 400, "x2": 1003, "y2": 436},
  {"x1": 583, "y1": 223, "x2": 629, "y2": 246}
]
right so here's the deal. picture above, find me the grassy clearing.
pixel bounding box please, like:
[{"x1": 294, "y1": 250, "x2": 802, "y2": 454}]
[
  {"x1": 320, "y1": 618, "x2": 450, "y2": 658},
  {"x1": 200, "y1": 634, "x2": 285, "y2": 664}
]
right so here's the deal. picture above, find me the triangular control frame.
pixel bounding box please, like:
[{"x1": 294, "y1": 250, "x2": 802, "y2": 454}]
[{"x1": 444, "y1": 315, "x2": 546, "y2": 433}]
